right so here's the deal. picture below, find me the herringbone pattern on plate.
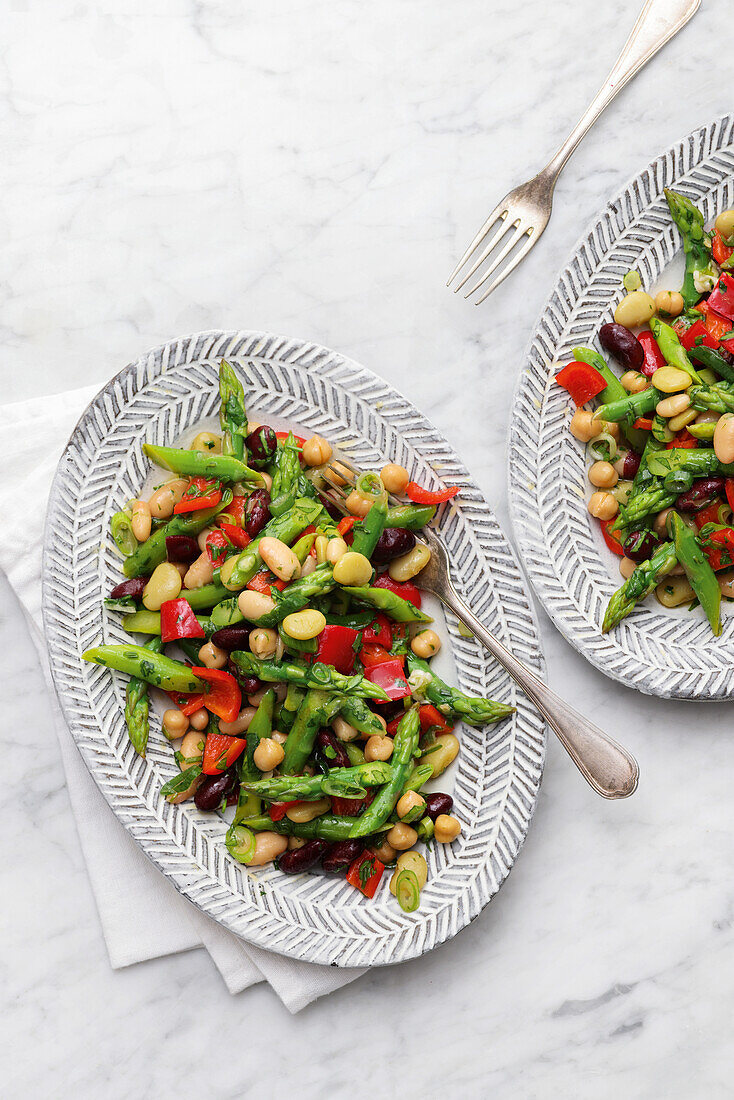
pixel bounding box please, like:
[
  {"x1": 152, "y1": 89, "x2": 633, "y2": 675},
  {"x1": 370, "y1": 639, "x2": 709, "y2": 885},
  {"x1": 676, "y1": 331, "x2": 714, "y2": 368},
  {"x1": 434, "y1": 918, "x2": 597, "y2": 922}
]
[
  {"x1": 509, "y1": 114, "x2": 734, "y2": 700},
  {"x1": 42, "y1": 332, "x2": 545, "y2": 967}
]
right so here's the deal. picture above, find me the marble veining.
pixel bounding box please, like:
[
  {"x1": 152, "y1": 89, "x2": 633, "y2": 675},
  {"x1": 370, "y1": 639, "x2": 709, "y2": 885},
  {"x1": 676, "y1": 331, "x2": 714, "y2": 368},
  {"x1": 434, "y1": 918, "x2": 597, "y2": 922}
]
[{"x1": 2, "y1": 0, "x2": 732, "y2": 1096}]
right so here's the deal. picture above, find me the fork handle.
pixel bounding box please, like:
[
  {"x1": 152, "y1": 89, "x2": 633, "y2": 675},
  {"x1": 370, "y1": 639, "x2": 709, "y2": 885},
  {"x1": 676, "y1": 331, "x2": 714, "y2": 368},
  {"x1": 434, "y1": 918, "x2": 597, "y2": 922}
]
[
  {"x1": 438, "y1": 582, "x2": 639, "y2": 799},
  {"x1": 544, "y1": 0, "x2": 700, "y2": 180}
]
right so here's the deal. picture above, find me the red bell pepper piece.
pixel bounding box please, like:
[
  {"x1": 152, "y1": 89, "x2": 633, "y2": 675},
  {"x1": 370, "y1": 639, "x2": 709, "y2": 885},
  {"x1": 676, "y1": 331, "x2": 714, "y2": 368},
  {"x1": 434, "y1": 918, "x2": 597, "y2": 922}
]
[
  {"x1": 418, "y1": 703, "x2": 454, "y2": 735},
  {"x1": 372, "y1": 574, "x2": 422, "y2": 609},
  {"x1": 637, "y1": 330, "x2": 666, "y2": 377},
  {"x1": 314, "y1": 624, "x2": 358, "y2": 675},
  {"x1": 599, "y1": 520, "x2": 625, "y2": 557},
  {"x1": 697, "y1": 302, "x2": 733, "y2": 344},
  {"x1": 160, "y1": 598, "x2": 206, "y2": 643},
  {"x1": 678, "y1": 318, "x2": 719, "y2": 352},
  {"x1": 173, "y1": 477, "x2": 223, "y2": 514},
  {"x1": 275, "y1": 431, "x2": 306, "y2": 447},
  {"x1": 701, "y1": 527, "x2": 734, "y2": 572},
  {"x1": 712, "y1": 230, "x2": 734, "y2": 268},
  {"x1": 405, "y1": 481, "x2": 460, "y2": 505},
  {"x1": 336, "y1": 516, "x2": 357, "y2": 538},
  {"x1": 247, "y1": 569, "x2": 288, "y2": 594},
  {"x1": 202, "y1": 731, "x2": 246, "y2": 775},
  {"x1": 694, "y1": 500, "x2": 728, "y2": 530},
  {"x1": 205, "y1": 529, "x2": 231, "y2": 567},
  {"x1": 166, "y1": 690, "x2": 207, "y2": 716},
  {"x1": 190, "y1": 667, "x2": 241, "y2": 723},
  {"x1": 555, "y1": 360, "x2": 606, "y2": 406},
  {"x1": 359, "y1": 643, "x2": 400, "y2": 668},
  {"x1": 707, "y1": 274, "x2": 734, "y2": 323},
  {"x1": 726, "y1": 479, "x2": 734, "y2": 514},
  {"x1": 268, "y1": 801, "x2": 299, "y2": 821},
  {"x1": 362, "y1": 613, "x2": 392, "y2": 649},
  {"x1": 345, "y1": 851, "x2": 385, "y2": 898},
  {"x1": 633, "y1": 417, "x2": 653, "y2": 431},
  {"x1": 363, "y1": 658, "x2": 411, "y2": 703},
  {"x1": 666, "y1": 430, "x2": 697, "y2": 450},
  {"x1": 218, "y1": 496, "x2": 247, "y2": 527},
  {"x1": 219, "y1": 521, "x2": 251, "y2": 549}
]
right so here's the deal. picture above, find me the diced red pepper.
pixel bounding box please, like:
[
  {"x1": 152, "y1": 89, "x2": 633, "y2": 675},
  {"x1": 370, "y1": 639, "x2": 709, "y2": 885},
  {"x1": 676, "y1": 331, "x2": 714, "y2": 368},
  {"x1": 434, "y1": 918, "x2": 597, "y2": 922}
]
[
  {"x1": 205, "y1": 529, "x2": 231, "y2": 567},
  {"x1": 160, "y1": 598, "x2": 206, "y2": 643},
  {"x1": 694, "y1": 500, "x2": 728, "y2": 529},
  {"x1": 247, "y1": 569, "x2": 288, "y2": 594},
  {"x1": 712, "y1": 230, "x2": 734, "y2": 267},
  {"x1": 555, "y1": 360, "x2": 606, "y2": 406},
  {"x1": 336, "y1": 516, "x2": 357, "y2": 538},
  {"x1": 666, "y1": 430, "x2": 698, "y2": 450},
  {"x1": 190, "y1": 667, "x2": 241, "y2": 723},
  {"x1": 418, "y1": 703, "x2": 454, "y2": 735},
  {"x1": 362, "y1": 613, "x2": 392, "y2": 649},
  {"x1": 202, "y1": 731, "x2": 246, "y2": 775},
  {"x1": 372, "y1": 574, "x2": 422, "y2": 609},
  {"x1": 345, "y1": 852, "x2": 385, "y2": 898},
  {"x1": 701, "y1": 527, "x2": 734, "y2": 572},
  {"x1": 173, "y1": 477, "x2": 223, "y2": 514},
  {"x1": 268, "y1": 800, "x2": 300, "y2": 821},
  {"x1": 697, "y1": 301, "x2": 733, "y2": 344},
  {"x1": 707, "y1": 274, "x2": 734, "y2": 323},
  {"x1": 218, "y1": 496, "x2": 247, "y2": 527},
  {"x1": 405, "y1": 481, "x2": 461, "y2": 505},
  {"x1": 275, "y1": 431, "x2": 307, "y2": 447},
  {"x1": 679, "y1": 318, "x2": 719, "y2": 352},
  {"x1": 166, "y1": 690, "x2": 207, "y2": 716},
  {"x1": 314, "y1": 624, "x2": 358, "y2": 675},
  {"x1": 359, "y1": 643, "x2": 400, "y2": 669},
  {"x1": 363, "y1": 658, "x2": 411, "y2": 703},
  {"x1": 633, "y1": 417, "x2": 653, "y2": 431},
  {"x1": 219, "y1": 521, "x2": 251, "y2": 549},
  {"x1": 599, "y1": 520, "x2": 625, "y2": 557},
  {"x1": 637, "y1": 330, "x2": 666, "y2": 377}
]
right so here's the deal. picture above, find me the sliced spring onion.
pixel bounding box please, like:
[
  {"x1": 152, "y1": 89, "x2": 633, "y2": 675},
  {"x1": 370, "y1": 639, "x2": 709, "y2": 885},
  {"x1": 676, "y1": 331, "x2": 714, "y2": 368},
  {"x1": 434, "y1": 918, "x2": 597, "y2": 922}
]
[
  {"x1": 225, "y1": 824, "x2": 257, "y2": 864},
  {"x1": 623, "y1": 270, "x2": 642, "y2": 292},
  {"x1": 355, "y1": 471, "x2": 387, "y2": 501},
  {"x1": 588, "y1": 430, "x2": 618, "y2": 462},
  {"x1": 395, "y1": 868, "x2": 421, "y2": 913}
]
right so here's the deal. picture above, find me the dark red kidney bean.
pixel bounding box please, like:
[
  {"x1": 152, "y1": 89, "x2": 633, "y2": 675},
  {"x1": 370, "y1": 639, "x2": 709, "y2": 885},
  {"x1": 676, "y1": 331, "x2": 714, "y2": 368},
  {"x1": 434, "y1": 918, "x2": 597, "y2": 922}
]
[
  {"x1": 245, "y1": 489, "x2": 271, "y2": 538},
  {"x1": 194, "y1": 771, "x2": 237, "y2": 812},
  {"x1": 165, "y1": 535, "x2": 200, "y2": 563},
  {"x1": 109, "y1": 576, "x2": 149, "y2": 599},
  {"x1": 277, "y1": 839, "x2": 331, "y2": 874},
  {"x1": 424, "y1": 792, "x2": 453, "y2": 821},
  {"x1": 321, "y1": 839, "x2": 365, "y2": 875},
  {"x1": 245, "y1": 426, "x2": 277, "y2": 468},
  {"x1": 622, "y1": 451, "x2": 641, "y2": 480},
  {"x1": 676, "y1": 477, "x2": 725, "y2": 513},
  {"x1": 372, "y1": 527, "x2": 416, "y2": 564},
  {"x1": 622, "y1": 529, "x2": 660, "y2": 563},
  {"x1": 316, "y1": 728, "x2": 349, "y2": 769},
  {"x1": 212, "y1": 625, "x2": 252, "y2": 650},
  {"x1": 230, "y1": 668, "x2": 262, "y2": 694},
  {"x1": 599, "y1": 323, "x2": 645, "y2": 372}
]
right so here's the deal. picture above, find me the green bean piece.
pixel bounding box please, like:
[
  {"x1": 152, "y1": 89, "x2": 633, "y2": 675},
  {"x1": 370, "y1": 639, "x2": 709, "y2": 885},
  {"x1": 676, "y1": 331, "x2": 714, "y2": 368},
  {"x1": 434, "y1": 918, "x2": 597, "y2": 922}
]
[
  {"x1": 224, "y1": 497, "x2": 323, "y2": 590},
  {"x1": 160, "y1": 764, "x2": 202, "y2": 802},
  {"x1": 384, "y1": 504, "x2": 436, "y2": 530},
  {"x1": 649, "y1": 316, "x2": 702, "y2": 384},
  {"x1": 255, "y1": 565, "x2": 336, "y2": 627},
  {"x1": 573, "y1": 346, "x2": 647, "y2": 451},
  {"x1": 669, "y1": 511, "x2": 721, "y2": 636},
  {"x1": 351, "y1": 499, "x2": 388, "y2": 558},
  {"x1": 277, "y1": 683, "x2": 305, "y2": 735},
  {"x1": 122, "y1": 495, "x2": 231, "y2": 578},
  {"x1": 234, "y1": 688, "x2": 275, "y2": 823},
  {"x1": 405, "y1": 655, "x2": 515, "y2": 726},
  {"x1": 690, "y1": 344, "x2": 734, "y2": 384},
  {"x1": 123, "y1": 636, "x2": 163, "y2": 756},
  {"x1": 269, "y1": 432, "x2": 302, "y2": 518},
  {"x1": 349, "y1": 707, "x2": 420, "y2": 838},
  {"x1": 111, "y1": 511, "x2": 137, "y2": 556},
  {"x1": 240, "y1": 762, "x2": 394, "y2": 802},
  {"x1": 340, "y1": 585, "x2": 432, "y2": 624},
  {"x1": 280, "y1": 690, "x2": 334, "y2": 776},
  {"x1": 595, "y1": 388, "x2": 659, "y2": 424},
  {"x1": 239, "y1": 813, "x2": 372, "y2": 842},
  {"x1": 83, "y1": 644, "x2": 206, "y2": 693},
  {"x1": 230, "y1": 652, "x2": 390, "y2": 700},
  {"x1": 402, "y1": 762, "x2": 434, "y2": 795},
  {"x1": 121, "y1": 609, "x2": 209, "y2": 637},
  {"x1": 218, "y1": 359, "x2": 248, "y2": 461},
  {"x1": 664, "y1": 189, "x2": 718, "y2": 310},
  {"x1": 602, "y1": 541, "x2": 678, "y2": 632},
  {"x1": 142, "y1": 443, "x2": 262, "y2": 485}
]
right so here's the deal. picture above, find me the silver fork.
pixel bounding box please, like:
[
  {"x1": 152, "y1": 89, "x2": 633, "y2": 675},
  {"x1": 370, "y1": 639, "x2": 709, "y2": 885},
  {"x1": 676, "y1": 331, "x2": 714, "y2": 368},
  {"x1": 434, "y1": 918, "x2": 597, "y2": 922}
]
[
  {"x1": 319, "y1": 462, "x2": 638, "y2": 799},
  {"x1": 447, "y1": 0, "x2": 700, "y2": 305}
]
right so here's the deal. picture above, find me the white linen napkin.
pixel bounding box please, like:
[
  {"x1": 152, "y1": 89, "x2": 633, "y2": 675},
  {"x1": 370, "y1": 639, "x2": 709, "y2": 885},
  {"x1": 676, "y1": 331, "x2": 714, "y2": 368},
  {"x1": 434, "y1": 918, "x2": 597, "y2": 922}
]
[{"x1": 0, "y1": 383, "x2": 364, "y2": 1012}]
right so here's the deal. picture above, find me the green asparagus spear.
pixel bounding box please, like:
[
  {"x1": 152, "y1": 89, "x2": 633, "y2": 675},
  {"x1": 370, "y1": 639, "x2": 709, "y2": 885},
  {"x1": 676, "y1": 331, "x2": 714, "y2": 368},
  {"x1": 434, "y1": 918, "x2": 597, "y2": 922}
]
[
  {"x1": 280, "y1": 690, "x2": 339, "y2": 776},
  {"x1": 240, "y1": 762, "x2": 394, "y2": 802},
  {"x1": 124, "y1": 636, "x2": 163, "y2": 756},
  {"x1": 668, "y1": 511, "x2": 721, "y2": 636},
  {"x1": 340, "y1": 585, "x2": 432, "y2": 624},
  {"x1": 142, "y1": 443, "x2": 262, "y2": 484},
  {"x1": 83, "y1": 644, "x2": 206, "y2": 693},
  {"x1": 277, "y1": 683, "x2": 305, "y2": 735},
  {"x1": 405, "y1": 655, "x2": 516, "y2": 726},
  {"x1": 239, "y1": 813, "x2": 370, "y2": 842},
  {"x1": 218, "y1": 359, "x2": 248, "y2": 461},
  {"x1": 351, "y1": 499, "x2": 388, "y2": 558},
  {"x1": 208, "y1": 595, "x2": 244, "y2": 631},
  {"x1": 647, "y1": 449, "x2": 730, "y2": 478},
  {"x1": 686, "y1": 421, "x2": 716, "y2": 442},
  {"x1": 572, "y1": 346, "x2": 647, "y2": 451},
  {"x1": 664, "y1": 189, "x2": 718, "y2": 309},
  {"x1": 349, "y1": 707, "x2": 420, "y2": 838},
  {"x1": 384, "y1": 503, "x2": 436, "y2": 529},
  {"x1": 402, "y1": 762, "x2": 434, "y2": 795},
  {"x1": 223, "y1": 497, "x2": 322, "y2": 590},
  {"x1": 594, "y1": 388, "x2": 659, "y2": 423},
  {"x1": 602, "y1": 541, "x2": 678, "y2": 631},
  {"x1": 338, "y1": 696, "x2": 388, "y2": 737},
  {"x1": 122, "y1": 494, "x2": 231, "y2": 578},
  {"x1": 690, "y1": 344, "x2": 734, "y2": 384},
  {"x1": 234, "y1": 688, "x2": 275, "y2": 823},
  {"x1": 270, "y1": 432, "x2": 302, "y2": 517},
  {"x1": 649, "y1": 317, "x2": 702, "y2": 384},
  {"x1": 230, "y1": 652, "x2": 390, "y2": 700},
  {"x1": 689, "y1": 382, "x2": 734, "y2": 415},
  {"x1": 122, "y1": 609, "x2": 209, "y2": 636},
  {"x1": 612, "y1": 483, "x2": 676, "y2": 533},
  {"x1": 256, "y1": 564, "x2": 337, "y2": 627}
]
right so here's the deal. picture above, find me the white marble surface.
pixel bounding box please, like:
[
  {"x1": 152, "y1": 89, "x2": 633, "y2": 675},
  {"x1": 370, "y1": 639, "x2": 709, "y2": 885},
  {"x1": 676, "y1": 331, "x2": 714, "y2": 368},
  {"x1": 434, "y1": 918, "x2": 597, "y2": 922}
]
[{"x1": 3, "y1": 0, "x2": 733, "y2": 1095}]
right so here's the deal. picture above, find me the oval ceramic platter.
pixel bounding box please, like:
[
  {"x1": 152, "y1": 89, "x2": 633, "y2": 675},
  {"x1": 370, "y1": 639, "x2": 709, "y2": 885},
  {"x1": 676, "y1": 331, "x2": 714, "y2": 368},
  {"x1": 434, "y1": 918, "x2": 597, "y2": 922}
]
[
  {"x1": 43, "y1": 331, "x2": 545, "y2": 967},
  {"x1": 509, "y1": 114, "x2": 734, "y2": 700}
]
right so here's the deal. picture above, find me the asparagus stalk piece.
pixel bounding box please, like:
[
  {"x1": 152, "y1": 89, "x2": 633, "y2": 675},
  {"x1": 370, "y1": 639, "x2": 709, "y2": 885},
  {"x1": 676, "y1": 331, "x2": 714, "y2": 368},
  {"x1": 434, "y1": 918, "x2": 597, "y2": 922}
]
[
  {"x1": 240, "y1": 762, "x2": 394, "y2": 802},
  {"x1": 340, "y1": 585, "x2": 432, "y2": 624},
  {"x1": 351, "y1": 499, "x2": 388, "y2": 558},
  {"x1": 349, "y1": 707, "x2": 420, "y2": 838},
  {"x1": 124, "y1": 636, "x2": 163, "y2": 756},
  {"x1": 234, "y1": 688, "x2": 275, "y2": 823},
  {"x1": 256, "y1": 564, "x2": 337, "y2": 627},
  {"x1": 594, "y1": 388, "x2": 659, "y2": 424},
  {"x1": 668, "y1": 511, "x2": 721, "y2": 636},
  {"x1": 664, "y1": 189, "x2": 718, "y2": 309},
  {"x1": 270, "y1": 432, "x2": 302, "y2": 517},
  {"x1": 602, "y1": 541, "x2": 678, "y2": 632},
  {"x1": 218, "y1": 359, "x2": 248, "y2": 461},
  {"x1": 142, "y1": 443, "x2": 263, "y2": 484},
  {"x1": 222, "y1": 497, "x2": 322, "y2": 590},
  {"x1": 230, "y1": 652, "x2": 390, "y2": 700},
  {"x1": 280, "y1": 690, "x2": 340, "y2": 776},
  {"x1": 612, "y1": 484, "x2": 676, "y2": 533},
  {"x1": 405, "y1": 655, "x2": 516, "y2": 726},
  {"x1": 649, "y1": 316, "x2": 702, "y2": 384},
  {"x1": 384, "y1": 503, "x2": 437, "y2": 529},
  {"x1": 83, "y1": 644, "x2": 206, "y2": 693}
]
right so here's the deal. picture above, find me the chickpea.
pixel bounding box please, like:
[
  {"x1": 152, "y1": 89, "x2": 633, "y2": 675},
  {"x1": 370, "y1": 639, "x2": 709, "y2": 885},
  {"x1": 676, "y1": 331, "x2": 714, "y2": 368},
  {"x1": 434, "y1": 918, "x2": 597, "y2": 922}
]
[
  {"x1": 656, "y1": 393, "x2": 690, "y2": 418},
  {"x1": 714, "y1": 413, "x2": 734, "y2": 464},
  {"x1": 249, "y1": 627, "x2": 278, "y2": 658},
  {"x1": 389, "y1": 543, "x2": 431, "y2": 582},
  {"x1": 253, "y1": 738, "x2": 286, "y2": 772},
  {"x1": 191, "y1": 431, "x2": 221, "y2": 453},
  {"x1": 396, "y1": 790, "x2": 426, "y2": 820},
  {"x1": 184, "y1": 552, "x2": 215, "y2": 590},
  {"x1": 620, "y1": 371, "x2": 648, "y2": 394},
  {"x1": 369, "y1": 838, "x2": 397, "y2": 864},
  {"x1": 386, "y1": 823, "x2": 418, "y2": 851},
  {"x1": 282, "y1": 609, "x2": 326, "y2": 641},
  {"x1": 162, "y1": 708, "x2": 189, "y2": 740},
  {"x1": 332, "y1": 715, "x2": 359, "y2": 742},
  {"x1": 219, "y1": 707, "x2": 257, "y2": 735},
  {"x1": 428, "y1": 733, "x2": 460, "y2": 779},
  {"x1": 715, "y1": 209, "x2": 734, "y2": 239},
  {"x1": 588, "y1": 461, "x2": 618, "y2": 489},
  {"x1": 654, "y1": 290, "x2": 684, "y2": 318},
  {"x1": 395, "y1": 850, "x2": 428, "y2": 889},
  {"x1": 345, "y1": 490, "x2": 373, "y2": 517},
  {"x1": 327, "y1": 461, "x2": 353, "y2": 487},
  {"x1": 364, "y1": 735, "x2": 394, "y2": 762},
  {"x1": 179, "y1": 730, "x2": 205, "y2": 768},
  {"x1": 619, "y1": 556, "x2": 636, "y2": 580},
  {"x1": 258, "y1": 537, "x2": 301, "y2": 582},
  {"x1": 302, "y1": 435, "x2": 332, "y2": 467},
  {"x1": 380, "y1": 463, "x2": 410, "y2": 494},
  {"x1": 149, "y1": 479, "x2": 188, "y2": 520},
  {"x1": 718, "y1": 570, "x2": 734, "y2": 598},
  {"x1": 285, "y1": 797, "x2": 330, "y2": 823},
  {"x1": 131, "y1": 499, "x2": 152, "y2": 542},
  {"x1": 434, "y1": 814, "x2": 462, "y2": 843},
  {"x1": 614, "y1": 290, "x2": 656, "y2": 328},
  {"x1": 333, "y1": 551, "x2": 373, "y2": 587},
  {"x1": 237, "y1": 589, "x2": 276, "y2": 621},
  {"x1": 326, "y1": 537, "x2": 348, "y2": 565},
  {"x1": 248, "y1": 832, "x2": 289, "y2": 866},
  {"x1": 271, "y1": 729, "x2": 288, "y2": 745},
  {"x1": 143, "y1": 562, "x2": 182, "y2": 610},
  {"x1": 410, "y1": 629, "x2": 441, "y2": 659},
  {"x1": 189, "y1": 708, "x2": 209, "y2": 731},
  {"x1": 587, "y1": 491, "x2": 618, "y2": 521},
  {"x1": 569, "y1": 409, "x2": 597, "y2": 443},
  {"x1": 655, "y1": 576, "x2": 695, "y2": 608},
  {"x1": 198, "y1": 641, "x2": 228, "y2": 669}
]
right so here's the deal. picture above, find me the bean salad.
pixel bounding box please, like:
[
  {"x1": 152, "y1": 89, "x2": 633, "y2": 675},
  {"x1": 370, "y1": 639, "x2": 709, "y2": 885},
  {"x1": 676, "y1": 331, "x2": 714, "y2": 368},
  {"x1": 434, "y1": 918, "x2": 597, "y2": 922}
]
[{"x1": 86, "y1": 360, "x2": 515, "y2": 912}]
